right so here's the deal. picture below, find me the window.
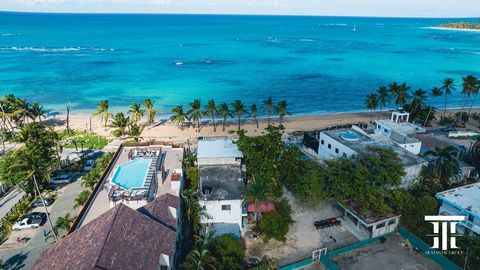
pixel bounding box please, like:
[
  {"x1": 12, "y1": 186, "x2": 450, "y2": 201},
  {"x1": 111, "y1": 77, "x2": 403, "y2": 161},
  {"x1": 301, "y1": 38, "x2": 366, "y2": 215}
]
[
  {"x1": 388, "y1": 218, "x2": 397, "y2": 225},
  {"x1": 335, "y1": 148, "x2": 339, "y2": 154},
  {"x1": 343, "y1": 153, "x2": 347, "y2": 158},
  {"x1": 376, "y1": 222, "x2": 385, "y2": 229},
  {"x1": 328, "y1": 144, "x2": 332, "y2": 149},
  {"x1": 160, "y1": 266, "x2": 168, "y2": 270},
  {"x1": 468, "y1": 215, "x2": 474, "y2": 222},
  {"x1": 222, "y1": 205, "x2": 231, "y2": 211},
  {"x1": 321, "y1": 139, "x2": 324, "y2": 145}
]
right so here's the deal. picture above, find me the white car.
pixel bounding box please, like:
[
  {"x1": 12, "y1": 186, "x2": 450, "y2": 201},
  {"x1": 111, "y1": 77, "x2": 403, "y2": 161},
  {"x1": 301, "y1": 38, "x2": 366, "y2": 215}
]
[
  {"x1": 49, "y1": 173, "x2": 72, "y2": 185},
  {"x1": 84, "y1": 159, "x2": 95, "y2": 171},
  {"x1": 12, "y1": 218, "x2": 42, "y2": 231}
]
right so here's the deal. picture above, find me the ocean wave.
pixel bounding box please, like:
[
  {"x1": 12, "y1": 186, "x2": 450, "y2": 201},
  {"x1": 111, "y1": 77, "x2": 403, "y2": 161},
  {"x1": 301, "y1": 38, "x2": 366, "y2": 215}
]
[
  {"x1": 0, "y1": 46, "x2": 115, "y2": 52},
  {"x1": 1, "y1": 33, "x2": 21, "y2": 36}
]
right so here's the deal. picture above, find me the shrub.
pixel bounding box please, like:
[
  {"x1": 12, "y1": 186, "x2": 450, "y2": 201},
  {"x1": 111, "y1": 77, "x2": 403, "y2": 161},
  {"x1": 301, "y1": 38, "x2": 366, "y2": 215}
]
[
  {"x1": 74, "y1": 190, "x2": 92, "y2": 208},
  {"x1": 208, "y1": 235, "x2": 245, "y2": 270},
  {"x1": 255, "y1": 199, "x2": 293, "y2": 242}
]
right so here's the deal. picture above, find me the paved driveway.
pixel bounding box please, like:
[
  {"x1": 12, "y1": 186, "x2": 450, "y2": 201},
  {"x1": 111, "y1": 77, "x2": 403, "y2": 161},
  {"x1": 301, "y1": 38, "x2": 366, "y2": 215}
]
[
  {"x1": 0, "y1": 174, "x2": 85, "y2": 270},
  {"x1": 0, "y1": 189, "x2": 26, "y2": 220}
]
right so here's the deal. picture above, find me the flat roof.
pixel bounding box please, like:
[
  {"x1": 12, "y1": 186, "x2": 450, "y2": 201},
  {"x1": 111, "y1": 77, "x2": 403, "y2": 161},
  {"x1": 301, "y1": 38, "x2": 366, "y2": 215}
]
[
  {"x1": 197, "y1": 138, "x2": 243, "y2": 159},
  {"x1": 375, "y1": 119, "x2": 425, "y2": 135},
  {"x1": 436, "y1": 182, "x2": 480, "y2": 216},
  {"x1": 324, "y1": 128, "x2": 426, "y2": 167},
  {"x1": 199, "y1": 165, "x2": 244, "y2": 200}
]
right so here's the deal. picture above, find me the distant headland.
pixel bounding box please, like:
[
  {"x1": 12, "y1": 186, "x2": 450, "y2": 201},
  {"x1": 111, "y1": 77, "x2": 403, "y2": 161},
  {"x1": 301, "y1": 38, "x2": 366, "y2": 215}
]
[{"x1": 428, "y1": 21, "x2": 480, "y2": 32}]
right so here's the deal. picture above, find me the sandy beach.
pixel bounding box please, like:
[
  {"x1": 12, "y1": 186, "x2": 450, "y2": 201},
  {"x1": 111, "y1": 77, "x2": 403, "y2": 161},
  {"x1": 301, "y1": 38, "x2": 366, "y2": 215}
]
[
  {"x1": 51, "y1": 108, "x2": 478, "y2": 143},
  {"x1": 424, "y1": 26, "x2": 480, "y2": 32}
]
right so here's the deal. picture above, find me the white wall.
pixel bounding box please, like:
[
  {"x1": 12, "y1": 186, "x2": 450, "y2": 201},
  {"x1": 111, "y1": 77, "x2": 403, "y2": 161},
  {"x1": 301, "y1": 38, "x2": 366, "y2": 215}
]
[
  {"x1": 317, "y1": 133, "x2": 356, "y2": 160},
  {"x1": 199, "y1": 199, "x2": 243, "y2": 227},
  {"x1": 198, "y1": 157, "x2": 239, "y2": 166},
  {"x1": 438, "y1": 200, "x2": 480, "y2": 236},
  {"x1": 159, "y1": 253, "x2": 171, "y2": 270},
  {"x1": 371, "y1": 217, "x2": 399, "y2": 238},
  {"x1": 398, "y1": 141, "x2": 421, "y2": 155},
  {"x1": 401, "y1": 163, "x2": 427, "y2": 187}
]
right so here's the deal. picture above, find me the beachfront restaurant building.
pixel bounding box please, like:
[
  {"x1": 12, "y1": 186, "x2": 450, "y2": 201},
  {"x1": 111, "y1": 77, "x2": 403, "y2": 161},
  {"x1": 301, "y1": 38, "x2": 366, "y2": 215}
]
[
  {"x1": 307, "y1": 126, "x2": 428, "y2": 187},
  {"x1": 197, "y1": 138, "x2": 246, "y2": 237},
  {"x1": 436, "y1": 182, "x2": 480, "y2": 237}
]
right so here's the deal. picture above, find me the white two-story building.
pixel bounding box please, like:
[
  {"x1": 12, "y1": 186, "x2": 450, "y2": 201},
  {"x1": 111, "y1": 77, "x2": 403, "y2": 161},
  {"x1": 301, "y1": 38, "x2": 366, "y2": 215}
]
[
  {"x1": 314, "y1": 126, "x2": 427, "y2": 187},
  {"x1": 372, "y1": 110, "x2": 425, "y2": 155},
  {"x1": 197, "y1": 138, "x2": 246, "y2": 237},
  {"x1": 436, "y1": 182, "x2": 480, "y2": 237}
]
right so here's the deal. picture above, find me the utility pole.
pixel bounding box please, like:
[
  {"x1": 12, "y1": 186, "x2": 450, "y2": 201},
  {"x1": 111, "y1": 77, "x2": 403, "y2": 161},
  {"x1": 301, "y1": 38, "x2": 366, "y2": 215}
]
[
  {"x1": 463, "y1": 246, "x2": 469, "y2": 270},
  {"x1": 33, "y1": 175, "x2": 58, "y2": 242}
]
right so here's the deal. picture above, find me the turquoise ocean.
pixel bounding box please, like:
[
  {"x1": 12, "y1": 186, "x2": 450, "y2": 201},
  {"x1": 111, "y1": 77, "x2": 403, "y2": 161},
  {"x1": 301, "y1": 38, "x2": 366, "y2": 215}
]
[{"x1": 0, "y1": 12, "x2": 479, "y2": 116}]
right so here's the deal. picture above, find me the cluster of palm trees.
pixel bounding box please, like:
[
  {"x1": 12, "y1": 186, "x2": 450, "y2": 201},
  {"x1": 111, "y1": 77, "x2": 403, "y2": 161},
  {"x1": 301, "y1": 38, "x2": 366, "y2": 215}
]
[
  {"x1": 169, "y1": 97, "x2": 291, "y2": 132},
  {"x1": 364, "y1": 75, "x2": 480, "y2": 126},
  {"x1": 93, "y1": 99, "x2": 158, "y2": 140},
  {"x1": 0, "y1": 94, "x2": 47, "y2": 133}
]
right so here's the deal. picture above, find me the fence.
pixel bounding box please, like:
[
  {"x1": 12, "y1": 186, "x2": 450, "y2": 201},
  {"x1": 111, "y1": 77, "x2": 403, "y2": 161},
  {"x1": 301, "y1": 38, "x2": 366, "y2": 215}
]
[{"x1": 279, "y1": 227, "x2": 461, "y2": 270}]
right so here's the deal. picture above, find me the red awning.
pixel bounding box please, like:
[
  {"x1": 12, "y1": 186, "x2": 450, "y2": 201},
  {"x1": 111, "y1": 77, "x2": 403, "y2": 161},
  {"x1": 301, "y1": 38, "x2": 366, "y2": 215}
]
[{"x1": 247, "y1": 201, "x2": 275, "y2": 213}]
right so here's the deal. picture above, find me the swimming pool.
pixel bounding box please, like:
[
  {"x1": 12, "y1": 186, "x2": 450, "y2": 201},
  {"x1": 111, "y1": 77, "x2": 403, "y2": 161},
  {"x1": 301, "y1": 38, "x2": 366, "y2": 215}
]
[{"x1": 111, "y1": 158, "x2": 152, "y2": 189}]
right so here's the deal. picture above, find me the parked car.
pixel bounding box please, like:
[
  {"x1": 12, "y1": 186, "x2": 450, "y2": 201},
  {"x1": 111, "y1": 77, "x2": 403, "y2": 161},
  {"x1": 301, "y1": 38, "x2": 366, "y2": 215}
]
[
  {"x1": 247, "y1": 258, "x2": 260, "y2": 268},
  {"x1": 49, "y1": 173, "x2": 72, "y2": 185},
  {"x1": 442, "y1": 126, "x2": 457, "y2": 132},
  {"x1": 12, "y1": 218, "x2": 42, "y2": 231},
  {"x1": 84, "y1": 159, "x2": 95, "y2": 171},
  {"x1": 25, "y1": 212, "x2": 47, "y2": 221},
  {"x1": 31, "y1": 198, "x2": 53, "y2": 208}
]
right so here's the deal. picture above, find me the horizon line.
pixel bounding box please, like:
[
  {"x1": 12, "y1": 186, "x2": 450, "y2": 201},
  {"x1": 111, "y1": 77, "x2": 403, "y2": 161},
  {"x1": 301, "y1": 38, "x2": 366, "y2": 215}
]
[{"x1": 0, "y1": 10, "x2": 479, "y2": 19}]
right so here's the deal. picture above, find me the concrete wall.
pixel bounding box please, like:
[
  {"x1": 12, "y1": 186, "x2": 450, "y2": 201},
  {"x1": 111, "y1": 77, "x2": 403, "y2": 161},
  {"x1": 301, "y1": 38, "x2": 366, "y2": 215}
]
[
  {"x1": 398, "y1": 141, "x2": 422, "y2": 155},
  {"x1": 317, "y1": 133, "x2": 356, "y2": 160},
  {"x1": 402, "y1": 163, "x2": 427, "y2": 188},
  {"x1": 200, "y1": 199, "x2": 243, "y2": 227},
  {"x1": 371, "y1": 217, "x2": 399, "y2": 238}
]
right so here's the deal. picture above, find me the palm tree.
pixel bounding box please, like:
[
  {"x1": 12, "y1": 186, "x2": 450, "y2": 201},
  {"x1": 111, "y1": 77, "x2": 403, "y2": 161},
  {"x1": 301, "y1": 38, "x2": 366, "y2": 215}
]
[
  {"x1": 74, "y1": 190, "x2": 91, "y2": 209},
  {"x1": 128, "y1": 102, "x2": 145, "y2": 124},
  {"x1": 440, "y1": 78, "x2": 456, "y2": 119},
  {"x1": 468, "y1": 77, "x2": 480, "y2": 117},
  {"x1": 395, "y1": 83, "x2": 411, "y2": 107},
  {"x1": 364, "y1": 93, "x2": 378, "y2": 122},
  {"x1": 462, "y1": 75, "x2": 479, "y2": 117},
  {"x1": 188, "y1": 99, "x2": 202, "y2": 132},
  {"x1": 250, "y1": 104, "x2": 259, "y2": 128},
  {"x1": 409, "y1": 89, "x2": 428, "y2": 120},
  {"x1": 274, "y1": 100, "x2": 291, "y2": 124},
  {"x1": 245, "y1": 179, "x2": 270, "y2": 225},
  {"x1": 216, "y1": 102, "x2": 230, "y2": 132},
  {"x1": 388, "y1": 82, "x2": 400, "y2": 109},
  {"x1": 142, "y1": 99, "x2": 158, "y2": 125},
  {"x1": 109, "y1": 112, "x2": 130, "y2": 138},
  {"x1": 54, "y1": 213, "x2": 74, "y2": 236},
  {"x1": 203, "y1": 100, "x2": 217, "y2": 132},
  {"x1": 127, "y1": 122, "x2": 145, "y2": 142},
  {"x1": 424, "y1": 87, "x2": 444, "y2": 127},
  {"x1": 93, "y1": 100, "x2": 111, "y2": 130},
  {"x1": 183, "y1": 248, "x2": 217, "y2": 270},
  {"x1": 231, "y1": 100, "x2": 246, "y2": 130},
  {"x1": 263, "y1": 97, "x2": 274, "y2": 122},
  {"x1": 169, "y1": 105, "x2": 188, "y2": 127},
  {"x1": 181, "y1": 189, "x2": 198, "y2": 222},
  {"x1": 426, "y1": 146, "x2": 460, "y2": 185},
  {"x1": 30, "y1": 102, "x2": 46, "y2": 122},
  {"x1": 377, "y1": 86, "x2": 390, "y2": 113}
]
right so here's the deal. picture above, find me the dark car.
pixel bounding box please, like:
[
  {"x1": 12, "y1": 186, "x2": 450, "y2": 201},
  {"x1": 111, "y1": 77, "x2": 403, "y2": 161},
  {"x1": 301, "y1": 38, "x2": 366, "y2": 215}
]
[
  {"x1": 247, "y1": 258, "x2": 260, "y2": 268},
  {"x1": 442, "y1": 126, "x2": 457, "y2": 132},
  {"x1": 25, "y1": 212, "x2": 47, "y2": 221},
  {"x1": 31, "y1": 198, "x2": 53, "y2": 208}
]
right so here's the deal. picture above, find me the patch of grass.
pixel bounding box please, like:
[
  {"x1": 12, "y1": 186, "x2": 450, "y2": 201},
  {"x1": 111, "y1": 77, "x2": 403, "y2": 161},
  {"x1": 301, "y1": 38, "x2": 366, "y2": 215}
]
[{"x1": 61, "y1": 131, "x2": 109, "y2": 150}]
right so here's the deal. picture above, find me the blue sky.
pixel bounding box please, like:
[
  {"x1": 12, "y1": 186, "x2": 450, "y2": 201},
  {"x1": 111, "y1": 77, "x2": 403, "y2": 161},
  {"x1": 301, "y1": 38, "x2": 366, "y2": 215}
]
[{"x1": 0, "y1": 0, "x2": 479, "y2": 17}]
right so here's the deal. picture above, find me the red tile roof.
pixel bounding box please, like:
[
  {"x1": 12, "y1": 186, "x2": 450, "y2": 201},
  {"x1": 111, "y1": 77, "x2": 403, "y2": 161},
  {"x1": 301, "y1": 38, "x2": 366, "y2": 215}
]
[
  {"x1": 247, "y1": 201, "x2": 275, "y2": 213},
  {"x1": 33, "y1": 203, "x2": 176, "y2": 270},
  {"x1": 138, "y1": 193, "x2": 179, "y2": 230}
]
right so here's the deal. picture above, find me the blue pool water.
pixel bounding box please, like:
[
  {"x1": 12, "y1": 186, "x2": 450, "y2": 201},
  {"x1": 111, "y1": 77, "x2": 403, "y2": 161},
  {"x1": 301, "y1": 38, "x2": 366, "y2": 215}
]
[
  {"x1": 111, "y1": 158, "x2": 151, "y2": 189},
  {"x1": 0, "y1": 13, "x2": 479, "y2": 115}
]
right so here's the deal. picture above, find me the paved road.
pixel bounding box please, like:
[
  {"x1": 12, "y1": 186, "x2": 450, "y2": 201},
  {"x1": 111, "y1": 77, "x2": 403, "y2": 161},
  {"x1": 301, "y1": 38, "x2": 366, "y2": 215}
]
[
  {"x1": 0, "y1": 189, "x2": 26, "y2": 220},
  {"x1": 0, "y1": 174, "x2": 85, "y2": 270}
]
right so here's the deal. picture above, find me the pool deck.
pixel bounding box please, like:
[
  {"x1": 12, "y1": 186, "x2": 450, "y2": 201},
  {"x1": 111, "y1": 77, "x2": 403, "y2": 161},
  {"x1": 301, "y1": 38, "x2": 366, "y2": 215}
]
[{"x1": 79, "y1": 145, "x2": 183, "y2": 227}]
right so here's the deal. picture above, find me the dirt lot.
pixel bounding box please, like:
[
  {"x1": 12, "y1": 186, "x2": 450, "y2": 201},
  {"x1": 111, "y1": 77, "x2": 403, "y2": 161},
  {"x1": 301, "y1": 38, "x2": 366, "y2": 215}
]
[
  {"x1": 332, "y1": 234, "x2": 442, "y2": 270},
  {"x1": 245, "y1": 190, "x2": 359, "y2": 267}
]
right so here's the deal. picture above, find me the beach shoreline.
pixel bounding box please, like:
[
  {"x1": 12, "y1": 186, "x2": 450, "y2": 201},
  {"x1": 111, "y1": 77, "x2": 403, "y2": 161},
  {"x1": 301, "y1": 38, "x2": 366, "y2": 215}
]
[
  {"x1": 424, "y1": 26, "x2": 480, "y2": 32},
  {"x1": 51, "y1": 108, "x2": 479, "y2": 143}
]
